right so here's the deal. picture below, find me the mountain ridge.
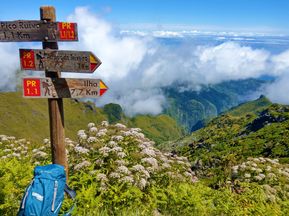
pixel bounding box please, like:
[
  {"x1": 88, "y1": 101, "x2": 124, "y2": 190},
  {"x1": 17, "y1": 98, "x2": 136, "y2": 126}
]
[{"x1": 0, "y1": 91, "x2": 184, "y2": 144}]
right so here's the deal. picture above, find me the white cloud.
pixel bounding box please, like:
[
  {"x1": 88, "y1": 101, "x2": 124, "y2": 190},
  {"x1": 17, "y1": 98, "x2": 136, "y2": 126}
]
[
  {"x1": 265, "y1": 73, "x2": 289, "y2": 104},
  {"x1": 1, "y1": 6, "x2": 289, "y2": 114},
  {"x1": 271, "y1": 50, "x2": 289, "y2": 75},
  {"x1": 195, "y1": 42, "x2": 270, "y2": 84},
  {"x1": 263, "y1": 50, "x2": 289, "y2": 104},
  {"x1": 0, "y1": 43, "x2": 19, "y2": 91}
]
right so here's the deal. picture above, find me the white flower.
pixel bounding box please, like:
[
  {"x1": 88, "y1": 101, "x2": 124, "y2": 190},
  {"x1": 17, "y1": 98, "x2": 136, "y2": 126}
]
[
  {"x1": 258, "y1": 173, "x2": 266, "y2": 179},
  {"x1": 117, "y1": 152, "x2": 126, "y2": 158},
  {"x1": 74, "y1": 160, "x2": 91, "y2": 171},
  {"x1": 74, "y1": 146, "x2": 90, "y2": 154},
  {"x1": 87, "y1": 136, "x2": 97, "y2": 143},
  {"x1": 184, "y1": 171, "x2": 193, "y2": 178},
  {"x1": 254, "y1": 176, "x2": 262, "y2": 181},
  {"x1": 131, "y1": 164, "x2": 145, "y2": 172},
  {"x1": 77, "y1": 130, "x2": 86, "y2": 136},
  {"x1": 177, "y1": 160, "x2": 186, "y2": 165},
  {"x1": 101, "y1": 121, "x2": 109, "y2": 127},
  {"x1": 3, "y1": 149, "x2": 11, "y2": 153},
  {"x1": 161, "y1": 163, "x2": 171, "y2": 169},
  {"x1": 8, "y1": 136, "x2": 16, "y2": 140},
  {"x1": 96, "y1": 173, "x2": 108, "y2": 182},
  {"x1": 87, "y1": 122, "x2": 95, "y2": 129},
  {"x1": 43, "y1": 138, "x2": 50, "y2": 144},
  {"x1": 267, "y1": 173, "x2": 276, "y2": 179},
  {"x1": 132, "y1": 131, "x2": 145, "y2": 139},
  {"x1": 266, "y1": 166, "x2": 272, "y2": 171},
  {"x1": 137, "y1": 178, "x2": 147, "y2": 189},
  {"x1": 33, "y1": 151, "x2": 47, "y2": 158},
  {"x1": 1, "y1": 137, "x2": 8, "y2": 142},
  {"x1": 107, "y1": 141, "x2": 117, "y2": 148},
  {"x1": 95, "y1": 159, "x2": 104, "y2": 165},
  {"x1": 131, "y1": 128, "x2": 142, "y2": 132},
  {"x1": 141, "y1": 148, "x2": 156, "y2": 157},
  {"x1": 115, "y1": 160, "x2": 127, "y2": 166},
  {"x1": 244, "y1": 173, "x2": 251, "y2": 178},
  {"x1": 111, "y1": 146, "x2": 123, "y2": 152},
  {"x1": 117, "y1": 165, "x2": 131, "y2": 175},
  {"x1": 89, "y1": 127, "x2": 98, "y2": 133},
  {"x1": 99, "y1": 128, "x2": 108, "y2": 134},
  {"x1": 79, "y1": 133, "x2": 88, "y2": 140},
  {"x1": 112, "y1": 135, "x2": 124, "y2": 141},
  {"x1": 96, "y1": 132, "x2": 106, "y2": 137},
  {"x1": 109, "y1": 172, "x2": 121, "y2": 179},
  {"x1": 12, "y1": 153, "x2": 21, "y2": 158},
  {"x1": 1, "y1": 156, "x2": 7, "y2": 159},
  {"x1": 142, "y1": 170, "x2": 150, "y2": 178},
  {"x1": 281, "y1": 171, "x2": 289, "y2": 178},
  {"x1": 120, "y1": 176, "x2": 134, "y2": 184},
  {"x1": 253, "y1": 158, "x2": 260, "y2": 163},
  {"x1": 89, "y1": 170, "x2": 97, "y2": 175},
  {"x1": 256, "y1": 168, "x2": 263, "y2": 173},
  {"x1": 99, "y1": 147, "x2": 111, "y2": 157},
  {"x1": 122, "y1": 131, "x2": 133, "y2": 137},
  {"x1": 115, "y1": 123, "x2": 126, "y2": 129},
  {"x1": 141, "y1": 157, "x2": 158, "y2": 169}
]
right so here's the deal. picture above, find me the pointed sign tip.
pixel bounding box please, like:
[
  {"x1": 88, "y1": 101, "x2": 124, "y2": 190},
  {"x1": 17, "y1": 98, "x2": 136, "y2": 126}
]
[{"x1": 99, "y1": 80, "x2": 108, "y2": 96}]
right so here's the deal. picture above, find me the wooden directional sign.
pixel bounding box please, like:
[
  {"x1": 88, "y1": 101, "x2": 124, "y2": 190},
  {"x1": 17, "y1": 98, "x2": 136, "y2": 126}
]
[
  {"x1": 20, "y1": 49, "x2": 101, "y2": 73},
  {"x1": 23, "y1": 77, "x2": 108, "y2": 98},
  {"x1": 0, "y1": 21, "x2": 78, "y2": 42}
]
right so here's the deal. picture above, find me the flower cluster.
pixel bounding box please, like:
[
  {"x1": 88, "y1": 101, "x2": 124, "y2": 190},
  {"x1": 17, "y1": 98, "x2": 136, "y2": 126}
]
[
  {"x1": 231, "y1": 157, "x2": 289, "y2": 200},
  {"x1": 0, "y1": 135, "x2": 30, "y2": 160},
  {"x1": 70, "y1": 122, "x2": 197, "y2": 191}
]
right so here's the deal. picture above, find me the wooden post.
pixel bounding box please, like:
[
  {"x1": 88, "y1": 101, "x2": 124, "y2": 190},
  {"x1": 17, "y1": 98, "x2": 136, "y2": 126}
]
[{"x1": 40, "y1": 6, "x2": 68, "y2": 178}]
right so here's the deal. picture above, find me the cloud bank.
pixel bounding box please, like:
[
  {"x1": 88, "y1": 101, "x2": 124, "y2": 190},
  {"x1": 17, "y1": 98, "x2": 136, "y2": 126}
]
[
  {"x1": 1, "y1": 7, "x2": 289, "y2": 115},
  {"x1": 0, "y1": 44, "x2": 19, "y2": 91}
]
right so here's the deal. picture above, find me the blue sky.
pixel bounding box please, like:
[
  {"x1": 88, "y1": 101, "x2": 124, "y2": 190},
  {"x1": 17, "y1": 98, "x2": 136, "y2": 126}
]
[{"x1": 1, "y1": 0, "x2": 289, "y2": 33}]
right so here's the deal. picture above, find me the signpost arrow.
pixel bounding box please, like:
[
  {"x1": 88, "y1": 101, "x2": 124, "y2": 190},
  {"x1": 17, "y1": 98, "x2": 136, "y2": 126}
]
[
  {"x1": 23, "y1": 77, "x2": 108, "y2": 98},
  {"x1": 20, "y1": 49, "x2": 101, "y2": 73},
  {"x1": 0, "y1": 20, "x2": 78, "y2": 42}
]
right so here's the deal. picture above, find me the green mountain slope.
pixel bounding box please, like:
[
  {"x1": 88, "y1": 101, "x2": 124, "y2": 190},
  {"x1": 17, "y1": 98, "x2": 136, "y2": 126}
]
[
  {"x1": 164, "y1": 78, "x2": 267, "y2": 131},
  {"x1": 172, "y1": 97, "x2": 289, "y2": 184},
  {"x1": 0, "y1": 92, "x2": 183, "y2": 144}
]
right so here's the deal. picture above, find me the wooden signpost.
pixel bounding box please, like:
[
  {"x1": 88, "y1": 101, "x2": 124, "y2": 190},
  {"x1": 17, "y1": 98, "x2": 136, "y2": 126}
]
[
  {"x1": 0, "y1": 6, "x2": 108, "y2": 179},
  {"x1": 23, "y1": 78, "x2": 108, "y2": 98},
  {"x1": 0, "y1": 20, "x2": 78, "y2": 41},
  {"x1": 19, "y1": 49, "x2": 101, "y2": 72}
]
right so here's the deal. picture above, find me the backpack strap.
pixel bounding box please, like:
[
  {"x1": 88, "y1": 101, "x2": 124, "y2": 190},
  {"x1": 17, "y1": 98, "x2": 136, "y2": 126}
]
[
  {"x1": 64, "y1": 184, "x2": 76, "y2": 199},
  {"x1": 62, "y1": 184, "x2": 76, "y2": 216}
]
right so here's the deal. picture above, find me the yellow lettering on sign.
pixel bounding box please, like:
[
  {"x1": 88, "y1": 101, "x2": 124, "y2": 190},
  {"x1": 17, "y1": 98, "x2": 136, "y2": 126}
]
[
  {"x1": 26, "y1": 80, "x2": 32, "y2": 87},
  {"x1": 24, "y1": 52, "x2": 31, "y2": 59},
  {"x1": 62, "y1": 22, "x2": 71, "y2": 29},
  {"x1": 26, "y1": 80, "x2": 36, "y2": 87}
]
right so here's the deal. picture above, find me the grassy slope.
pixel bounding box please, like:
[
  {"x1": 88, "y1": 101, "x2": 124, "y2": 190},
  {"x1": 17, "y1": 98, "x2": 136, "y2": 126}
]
[
  {"x1": 226, "y1": 95, "x2": 272, "y2": 116},
  {"x1": 172, "y1": 97, "x2": 289, "y2": 185},
  {"x1": 0, "y1": 92, "x2": 183, "y2": 144},
  {"x1": 0, "y1": 92, "x2": 107, "y2": 143},
  {"x1": 129, "y1": 114, "x2": 185, "y2": 143}
]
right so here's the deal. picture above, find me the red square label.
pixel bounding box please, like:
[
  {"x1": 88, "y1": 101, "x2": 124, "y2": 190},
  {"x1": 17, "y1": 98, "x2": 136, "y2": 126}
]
[
  {"x1": 20, "y1": 50, "x2": 36, "y2": 70},
  {"x1": 23, "y1": 78, "x2": 41, "y2": 97},
  {"x1": 58, "y1": 22, "x2": 77, "y2": 40}
]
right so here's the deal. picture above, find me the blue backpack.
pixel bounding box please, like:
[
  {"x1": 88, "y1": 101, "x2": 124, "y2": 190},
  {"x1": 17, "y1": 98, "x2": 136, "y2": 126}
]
[{"x1": 17, "y1": 164, "x2": 76, "y2": 216}]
